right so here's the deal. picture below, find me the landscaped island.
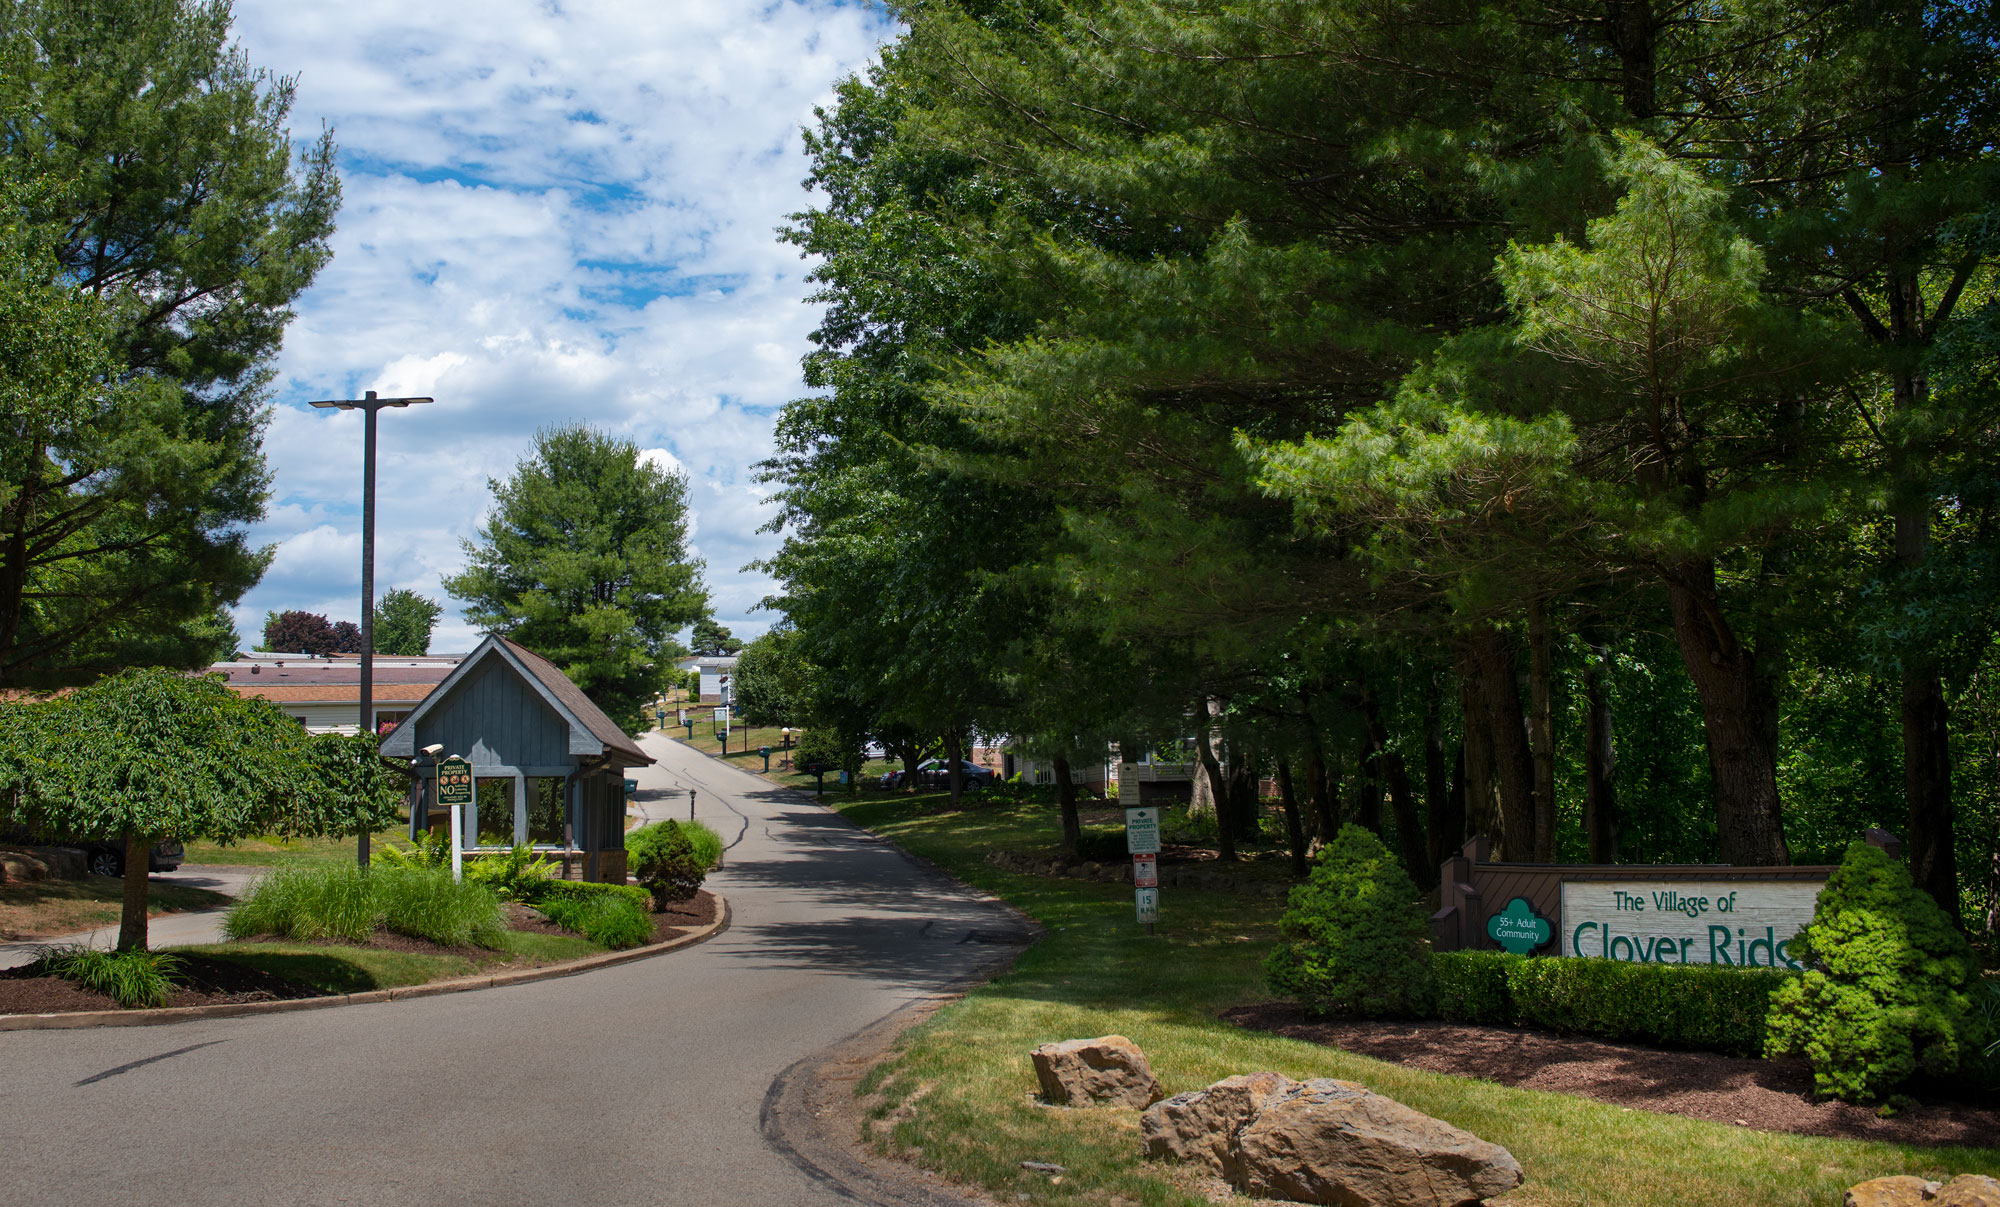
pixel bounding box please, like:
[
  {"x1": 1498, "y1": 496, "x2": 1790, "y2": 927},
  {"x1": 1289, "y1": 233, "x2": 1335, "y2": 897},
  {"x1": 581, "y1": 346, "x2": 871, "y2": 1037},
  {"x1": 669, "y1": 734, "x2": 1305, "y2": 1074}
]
[{"x1": 0, "y1": 820, "x2": 720, "y2": 1017}]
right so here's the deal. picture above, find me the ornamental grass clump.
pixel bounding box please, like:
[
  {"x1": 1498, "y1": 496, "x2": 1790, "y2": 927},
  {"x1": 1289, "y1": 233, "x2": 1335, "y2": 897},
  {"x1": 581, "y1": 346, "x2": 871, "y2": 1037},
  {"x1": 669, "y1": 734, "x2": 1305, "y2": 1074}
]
[
  {"x1": 679, "y1": 820, "x2": 725, "y2": 870},
  {"x1": 223, "y1": 864, "x2": 505, "y2": 949},
  {"x1": 29, "y1": 944, "x2": 184, "y2": 1009},
  {"x1": 372, "y1": 867, "x2": 506, "y2": 948},
  {"x1": 224, "y1": 864, "x2": 375, "y2": 943},
  {"x1": 1265, "y1": 823, "x2": 1436, "y2": 1017},
  {"x1": 1764, "y1": 840, "x2": 1991, "y2": 1102},
  {"x1": 536, "y1": 892, "x2": 653, "y2": 949}
]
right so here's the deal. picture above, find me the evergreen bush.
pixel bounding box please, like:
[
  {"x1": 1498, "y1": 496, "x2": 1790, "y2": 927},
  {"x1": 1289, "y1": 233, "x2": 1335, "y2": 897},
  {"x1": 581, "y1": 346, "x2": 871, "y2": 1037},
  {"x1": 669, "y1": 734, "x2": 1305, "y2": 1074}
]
[
  {"x1": 1072, "y1": 827, "x2": 1126, "y2": 862},
  {"x1": 625, "y1": 820, "x2": 706, "y2": 908},
  {"x1": 1265, "y1": 824, "x2": 1435, "y2": 1017},
  {"x1": 527, "y1": 878, "x2": 651, "y2": 912},
  {"x1": 1763, "y1": 840, "x2": 1991, "y2": 1102}
]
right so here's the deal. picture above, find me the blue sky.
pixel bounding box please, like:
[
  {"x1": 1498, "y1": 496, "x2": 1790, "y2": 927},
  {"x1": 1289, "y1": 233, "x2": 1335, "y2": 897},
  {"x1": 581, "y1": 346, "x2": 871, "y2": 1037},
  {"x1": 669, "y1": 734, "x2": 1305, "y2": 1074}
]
[{"x1": 227, "y1": 0, "x2": 896, "y2": 654}]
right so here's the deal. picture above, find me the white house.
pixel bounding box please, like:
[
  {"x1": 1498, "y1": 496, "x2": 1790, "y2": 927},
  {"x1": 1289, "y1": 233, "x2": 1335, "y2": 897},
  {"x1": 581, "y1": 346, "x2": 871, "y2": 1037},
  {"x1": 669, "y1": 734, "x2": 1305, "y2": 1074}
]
[
  {"x1": 674, "y1": 654, "x2": 740, "y2": 703},
  {"x1": 211, "y1": 652, "x2": 463, "y2": 736}
]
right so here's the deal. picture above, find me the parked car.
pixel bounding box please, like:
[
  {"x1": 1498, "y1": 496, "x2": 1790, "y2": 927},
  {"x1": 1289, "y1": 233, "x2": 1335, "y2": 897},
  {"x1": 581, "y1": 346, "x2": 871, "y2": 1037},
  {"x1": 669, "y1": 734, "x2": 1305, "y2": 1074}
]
[
  {"x1": 78, "y1": 838, "x2": 185, "y2": 878},
  {"x1": 879, "y1": 759, "x2": 998, "y2": 790},
  {"x1": 0, "y1": 827, "x2": 184, "y2": 877}
]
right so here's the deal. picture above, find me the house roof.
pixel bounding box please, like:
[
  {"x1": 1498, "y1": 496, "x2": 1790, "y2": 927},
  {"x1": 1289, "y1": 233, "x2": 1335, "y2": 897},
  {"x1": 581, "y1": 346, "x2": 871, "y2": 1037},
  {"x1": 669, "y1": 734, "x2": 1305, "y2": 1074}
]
[
  {"x1": 377, "y1": 634, "x2": 652, "y2": 767},
  {"x1": 498, "y1": 639, "x2": 652, "y2": 766},
  {"x1": 227, "y1": 684, "x2": 440, "y2": 705}
]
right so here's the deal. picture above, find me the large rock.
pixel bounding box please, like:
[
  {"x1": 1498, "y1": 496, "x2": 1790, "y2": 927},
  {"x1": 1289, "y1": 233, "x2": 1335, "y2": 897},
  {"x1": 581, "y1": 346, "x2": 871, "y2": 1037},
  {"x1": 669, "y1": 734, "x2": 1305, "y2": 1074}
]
[
  {"x1": 1029, "y1": 1036, "x2": 1163, "y2": 1108},
  {"x1": 1142, "y1": 1074, "x2": 1522, "y2": 1207},
  {"x1": 1141, "y1": 1072, "x2": 1295, "y2": 1176},
  {"x1": 1847, "y1": 1177, "x2": 1940, "y2": 1207},
  {"x1": 1936, "y1": 1175, "x2": 2000, "y2": 1207}
]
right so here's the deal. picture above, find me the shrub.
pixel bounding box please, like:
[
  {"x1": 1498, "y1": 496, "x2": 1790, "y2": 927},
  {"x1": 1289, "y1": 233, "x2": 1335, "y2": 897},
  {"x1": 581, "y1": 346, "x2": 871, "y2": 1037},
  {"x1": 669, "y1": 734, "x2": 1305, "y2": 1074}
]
[
  {"x1": 526, "y1": 878, "x2": 651, "y2": 912},
  {"x1": 626, "y1": 820, "x2": 705, "y2": 908},
  {"x1": 224, "y1": 864, "x2": 375, "y2": 943},
  {"x1": 1431, "y1": 950, "x2": 1790, "y2": 1055},
  {"x1": 1434, "y1": 950, "x2": 1516, "y2": 1025},
  {"x1": 1764, "y1": 840, "x2": 1991, "y2": 1102},
  {"x1": 371, "y1": 830, "x2": 452, "y2": 869},
  {"x1": 1265, "y1": 824, "x2": 1435, "y2": 1017},
  {"x1": 679, "y1": 820, "x2": 724, "y2": 870},
  {"x1": 371, "y1": 867, "x2": 506, "y2": 948},
  {"x1": 464, "y1": 843, "x2": 557, "y2": 900},
  {"x1": 537, "y1": 891, "x2": 653, "y2": 949},
  {"x1": 1072, "y1": 827, "x2": 1126, "y2": 862},
  {"x1": 29, "y1": 944, "x2": 184, "y2": 1009}
]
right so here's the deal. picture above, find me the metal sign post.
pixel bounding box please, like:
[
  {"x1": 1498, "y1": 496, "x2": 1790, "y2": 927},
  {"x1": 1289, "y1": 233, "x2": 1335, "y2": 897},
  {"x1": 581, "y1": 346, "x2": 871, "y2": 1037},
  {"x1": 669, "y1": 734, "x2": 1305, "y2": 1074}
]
[
  {"x1": 435, "y1": 755, "x2": 473, "y2": 882},
  {"x1": 1126, "y1": 805, "x2": 1161, "y2": 933}
]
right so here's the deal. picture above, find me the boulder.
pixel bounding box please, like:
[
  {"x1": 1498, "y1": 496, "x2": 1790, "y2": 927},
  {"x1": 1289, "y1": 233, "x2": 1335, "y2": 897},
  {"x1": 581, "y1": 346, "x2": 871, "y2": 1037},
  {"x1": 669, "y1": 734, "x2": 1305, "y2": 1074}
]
[
  {"x1": 1142, "y1": 1072, "x2": 1297, "y2": 1176},
  {"x1": 1143, "y1": 1073, "x2": 1522, "y2": 1207},
  {"x1": 1030, "y1": 1036, "x2": 1164, "y2": 1108},
  {"x1": 1236, "y1": 1079, "x2": 1524, "y2": 1207},
  {"x1": 1847, "y1": 1177, "x2": 1941, "y2": 1207},
  {"x1": 1937, "y1": 1176, "x2": 2000, "y2": 1207}
]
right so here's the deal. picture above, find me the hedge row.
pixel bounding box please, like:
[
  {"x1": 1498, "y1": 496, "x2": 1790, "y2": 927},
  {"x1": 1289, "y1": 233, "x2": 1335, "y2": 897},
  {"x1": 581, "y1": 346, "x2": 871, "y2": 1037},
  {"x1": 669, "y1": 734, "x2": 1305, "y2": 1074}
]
[{"x1": 1433, "y1": 950, "x2": 1792, "y2": 1057}]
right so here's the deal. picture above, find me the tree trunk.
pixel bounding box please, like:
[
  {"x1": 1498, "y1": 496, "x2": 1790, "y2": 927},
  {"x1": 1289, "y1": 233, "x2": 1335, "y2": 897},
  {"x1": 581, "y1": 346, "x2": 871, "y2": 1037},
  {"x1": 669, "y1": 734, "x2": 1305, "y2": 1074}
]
[
  {"x1": 1300, "y1": 690, "x2": 1337, "y2": 843},
  {"x1": 1423, "y1": 690, "x2": 1456, "y2": 869},
  {"x1": 1583, "y1": 637, "x2": 1619, "y2": 863},
  {"x1": 1194, "y1": 714, "x2": 1235, "y2": 861},
  {"x1": 1352, "y1": 732, "x2": 1384, "y2": 837},
  {"x1": 1275, "y1": 758, "x2": 1309, "y2": 877},
  {"x1": 1469, "y1": 627, "x2": 1537, "y2": 860},
  {"x1": 944, "y1": 729, "x2": 965, "y2": 807},
  {"x1": 1225, "y1": 741, "x2": 1260, "y2": 843},
  {"x1": 900, "y1": 744, "x2": 923, "y2": 794},
  {"x1": 117, "y1": 830, "x2": 150, "y2": 951},
  {"x1": 1053, "y1": 754, "x2": 1081, "y2": 857},
  {"x1": 1527, "y1": 600, "x2": 1558, "y2": 862},
  {"x1": 1904, "y1": 670, "x2": 1959, "y2": 923},
  {"x1": 1457, "y1": 658, "x2": 1499, "y2": 844},
  {"x1": 1664, "y1": 562, "x2": 1790, "y2": 865},
  {"x1": 1361, "y1": 685, "x2": 1431, "y2": 886}
]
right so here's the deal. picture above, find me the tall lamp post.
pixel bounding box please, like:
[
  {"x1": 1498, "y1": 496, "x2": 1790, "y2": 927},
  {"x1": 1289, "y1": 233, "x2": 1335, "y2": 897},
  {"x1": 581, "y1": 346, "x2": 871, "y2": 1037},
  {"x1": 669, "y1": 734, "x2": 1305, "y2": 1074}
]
[{"x1": 307, "y1": 389, "x2": 435, "y2": 867}]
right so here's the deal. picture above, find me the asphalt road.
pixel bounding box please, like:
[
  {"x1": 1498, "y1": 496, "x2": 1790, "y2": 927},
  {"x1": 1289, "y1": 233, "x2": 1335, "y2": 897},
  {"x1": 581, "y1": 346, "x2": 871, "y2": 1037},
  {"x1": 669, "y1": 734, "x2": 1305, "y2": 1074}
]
[{"x1": 0, "y1": 734, "x2": 1024, "y2": 1206}]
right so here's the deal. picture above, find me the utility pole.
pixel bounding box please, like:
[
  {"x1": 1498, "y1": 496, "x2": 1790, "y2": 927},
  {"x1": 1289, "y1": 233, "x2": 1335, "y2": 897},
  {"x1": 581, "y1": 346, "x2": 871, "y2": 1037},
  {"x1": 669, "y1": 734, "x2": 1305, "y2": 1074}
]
[{"x1": 308, "y1": 389, "x2": 435, "y2": 867}]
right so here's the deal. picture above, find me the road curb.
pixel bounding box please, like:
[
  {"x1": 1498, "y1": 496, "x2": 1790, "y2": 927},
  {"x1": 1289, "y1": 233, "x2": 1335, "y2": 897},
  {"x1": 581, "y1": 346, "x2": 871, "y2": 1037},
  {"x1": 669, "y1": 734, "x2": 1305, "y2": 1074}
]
[{"x1": 0, "y1": 895, "x2": 731, "y2": 1032}]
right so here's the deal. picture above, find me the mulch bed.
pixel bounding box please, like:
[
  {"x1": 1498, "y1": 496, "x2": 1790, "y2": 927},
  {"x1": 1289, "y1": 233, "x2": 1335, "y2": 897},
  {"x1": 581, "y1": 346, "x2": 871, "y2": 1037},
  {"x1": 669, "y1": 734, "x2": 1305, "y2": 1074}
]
[
  {"x1": 0, "y1": 955, "x2": 328, "y2": 1015},
  {"x1": 1225, "y1": 1002, "x2": 2000, "y2": 1149},
  {"x1": 649, "y1": 889, "x2": 717, "y2": 944}
]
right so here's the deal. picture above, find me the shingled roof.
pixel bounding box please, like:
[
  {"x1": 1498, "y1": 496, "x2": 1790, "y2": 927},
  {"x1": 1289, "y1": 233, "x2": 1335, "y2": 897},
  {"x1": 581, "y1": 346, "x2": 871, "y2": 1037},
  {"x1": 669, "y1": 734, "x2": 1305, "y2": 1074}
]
[
  {"x1": 497, "y1": 638, "x2": 652, "y2": 766},
  {"x1": 377, "y1": 634, "x2": 653, "y2": 766}
]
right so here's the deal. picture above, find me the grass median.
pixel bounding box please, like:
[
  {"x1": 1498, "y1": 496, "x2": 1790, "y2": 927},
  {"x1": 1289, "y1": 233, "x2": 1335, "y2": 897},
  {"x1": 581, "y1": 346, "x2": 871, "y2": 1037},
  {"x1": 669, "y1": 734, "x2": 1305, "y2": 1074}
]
[{"x1": 829, "y1": 791, "x2": 2000, "y2": 1207}]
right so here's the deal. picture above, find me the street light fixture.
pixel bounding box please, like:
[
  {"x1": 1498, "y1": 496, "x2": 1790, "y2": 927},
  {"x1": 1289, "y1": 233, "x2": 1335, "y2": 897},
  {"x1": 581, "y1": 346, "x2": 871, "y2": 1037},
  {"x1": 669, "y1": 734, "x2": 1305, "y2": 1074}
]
[{"x1": 308, "y1": 389, "x2": 435, "y2": 868}]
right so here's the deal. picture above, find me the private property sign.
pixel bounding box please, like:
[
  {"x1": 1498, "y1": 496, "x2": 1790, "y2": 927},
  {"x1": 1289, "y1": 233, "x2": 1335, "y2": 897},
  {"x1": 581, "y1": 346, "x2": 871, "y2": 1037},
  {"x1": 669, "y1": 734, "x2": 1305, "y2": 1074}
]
[
  {"x1": 435, "y1": 757, "x2": 473, "y2": 807},
  {"x1": 1557, "y1": 879, "x2": 1826, "y2": 969}
]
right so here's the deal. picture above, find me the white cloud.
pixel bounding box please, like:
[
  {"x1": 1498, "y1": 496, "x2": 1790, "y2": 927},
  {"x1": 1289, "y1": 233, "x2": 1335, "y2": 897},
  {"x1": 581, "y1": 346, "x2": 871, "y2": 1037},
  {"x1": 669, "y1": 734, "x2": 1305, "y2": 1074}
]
[{"x1": 224, "y1": 0, "x2": 892, "y2": 656}]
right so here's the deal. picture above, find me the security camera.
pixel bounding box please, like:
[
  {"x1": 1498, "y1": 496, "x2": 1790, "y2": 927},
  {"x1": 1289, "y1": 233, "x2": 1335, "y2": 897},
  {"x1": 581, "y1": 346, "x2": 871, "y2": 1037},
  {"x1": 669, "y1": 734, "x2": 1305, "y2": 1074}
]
[{"x1": 420, "y1": 743, "x2": 445, "y2": 758}]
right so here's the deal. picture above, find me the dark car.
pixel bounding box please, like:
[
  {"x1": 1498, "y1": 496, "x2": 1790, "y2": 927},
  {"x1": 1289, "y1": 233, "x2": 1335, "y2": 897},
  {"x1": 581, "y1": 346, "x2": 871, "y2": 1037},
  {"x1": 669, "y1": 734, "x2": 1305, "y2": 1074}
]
[
  {"x1": 879, "y1": 759, "x2": 998, "y2": 790},
  {"x1": 76, "y1": 838, "x2": 185, "y2": 878},
  {"x1": 0, "y1": 826, "x2": 184, "y2": 877}
]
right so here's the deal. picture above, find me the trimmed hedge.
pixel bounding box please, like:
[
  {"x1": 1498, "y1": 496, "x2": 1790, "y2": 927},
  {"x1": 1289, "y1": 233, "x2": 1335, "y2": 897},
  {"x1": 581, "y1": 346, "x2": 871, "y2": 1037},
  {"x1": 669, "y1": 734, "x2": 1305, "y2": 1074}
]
[
  {"x1": 525, "y1": 878, "x2": 651, "y2": 912},
  {"x1": 1433, "y1": 950, "x2": 1791, "y2": 1056}
]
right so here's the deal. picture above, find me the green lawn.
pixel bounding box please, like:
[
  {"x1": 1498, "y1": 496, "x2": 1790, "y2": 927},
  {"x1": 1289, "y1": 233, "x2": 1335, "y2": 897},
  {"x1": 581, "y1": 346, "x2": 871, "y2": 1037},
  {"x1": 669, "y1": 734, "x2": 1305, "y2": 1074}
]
[
  {"x1": 181, "y1": 827, "x2": 407, "y2": 868},
  {"x1": 0, "y1": 877, "x2": 232, "y2": 941},
  {"x1": 828, "y1": 792, "x2": 2000, "y2": 1207},
  {"x1": 176, "y1": 928, "x2": 611, "y2": 994}
]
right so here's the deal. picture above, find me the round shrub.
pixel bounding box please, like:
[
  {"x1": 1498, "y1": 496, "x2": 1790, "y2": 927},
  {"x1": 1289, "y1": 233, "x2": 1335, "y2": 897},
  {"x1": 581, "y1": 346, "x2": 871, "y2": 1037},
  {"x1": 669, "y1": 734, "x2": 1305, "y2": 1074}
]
[
  {"x1": 625, "y1": 820, "x2": 705, "y2": 908},
  {"x1": 1764, "y1": 840, "x2": 1991, "y2": 1102},
  {"x1": 1265, "y1": 823, "x2": 1435, "y2": 1017}
]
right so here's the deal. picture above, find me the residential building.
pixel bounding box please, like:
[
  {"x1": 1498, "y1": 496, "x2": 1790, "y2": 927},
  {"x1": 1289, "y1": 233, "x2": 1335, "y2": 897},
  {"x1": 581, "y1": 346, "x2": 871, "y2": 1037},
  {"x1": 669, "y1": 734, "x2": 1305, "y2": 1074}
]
[{"x1": 210, "y1": 651, "x2": 463, "y2": 736}]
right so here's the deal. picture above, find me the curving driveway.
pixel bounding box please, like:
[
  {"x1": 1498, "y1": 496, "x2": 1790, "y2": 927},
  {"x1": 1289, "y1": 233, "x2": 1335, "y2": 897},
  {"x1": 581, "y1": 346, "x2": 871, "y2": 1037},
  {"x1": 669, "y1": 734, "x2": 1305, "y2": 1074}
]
[{"x1": 0, "y1": 734, "x2": 1024, "y2": 1206}]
